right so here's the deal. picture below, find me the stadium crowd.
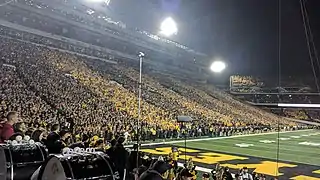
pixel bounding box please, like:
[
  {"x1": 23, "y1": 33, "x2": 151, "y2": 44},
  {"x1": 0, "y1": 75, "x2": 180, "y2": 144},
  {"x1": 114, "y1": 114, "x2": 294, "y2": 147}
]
[
  {"x1": 0, "y1": 1, "x2": 316, "y2": 179},
  {"x1": 230, "y1": 76, "x2": 320, "y2": 122},
  {"x1": 238, "y1": 93, "x2": 320, "y2": 122},
  {"x1": 0, "y1": 30, "x2": 300, "y2": 141},
  {"x1": 0, "y1": 25, "x2": 307, "y2": 180},
  {"x1": 231, "y1": 75, "x2": 263, "y2": 87}
]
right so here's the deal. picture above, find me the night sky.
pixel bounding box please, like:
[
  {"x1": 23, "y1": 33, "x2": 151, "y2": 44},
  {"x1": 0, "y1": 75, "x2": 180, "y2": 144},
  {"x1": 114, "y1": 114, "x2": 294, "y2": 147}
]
[{"x1": 109, "y1": 0, "x2": 320, "y2": 83}]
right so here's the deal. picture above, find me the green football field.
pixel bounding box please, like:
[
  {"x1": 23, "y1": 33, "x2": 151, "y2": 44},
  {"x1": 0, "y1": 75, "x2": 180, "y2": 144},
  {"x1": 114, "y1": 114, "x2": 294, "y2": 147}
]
[
  {"x1": 141, "y1": 129, "x2": 320, "y2": 179},
  {"x1": 173, "y1": 129, "x2": 320, "y2": 166}
]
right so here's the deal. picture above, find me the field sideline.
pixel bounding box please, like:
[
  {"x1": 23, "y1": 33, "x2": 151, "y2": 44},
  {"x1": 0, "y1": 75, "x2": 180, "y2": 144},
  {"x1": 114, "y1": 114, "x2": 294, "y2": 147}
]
[
  {"x1": 136, "y1": 129, "x2": 313, "y2": 147},
  {"x1": 141, "y1": 129, "x2": 320, "y2": 179}
]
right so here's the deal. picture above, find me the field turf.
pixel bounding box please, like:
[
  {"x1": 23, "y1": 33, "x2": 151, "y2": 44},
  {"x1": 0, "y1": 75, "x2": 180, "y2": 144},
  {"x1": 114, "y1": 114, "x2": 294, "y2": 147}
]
[{"x1": 141, "y1": 129, "x2": 320, "y2": 180}]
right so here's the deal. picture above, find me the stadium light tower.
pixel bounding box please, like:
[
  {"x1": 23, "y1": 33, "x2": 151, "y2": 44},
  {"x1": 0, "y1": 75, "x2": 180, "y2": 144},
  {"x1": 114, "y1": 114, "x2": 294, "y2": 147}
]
[
  {"x1": 210, "y1": 60, "x2": 226, "y2": 73},
  {"x1": 160, "y1": 17, "x2": 178, "y2": 36},
  {"x1": 137, "y1": 52, "x2": 144, "y2": 129},
  {"x1": 136, "y1": 52, "x2": 144, "y2": 169}
]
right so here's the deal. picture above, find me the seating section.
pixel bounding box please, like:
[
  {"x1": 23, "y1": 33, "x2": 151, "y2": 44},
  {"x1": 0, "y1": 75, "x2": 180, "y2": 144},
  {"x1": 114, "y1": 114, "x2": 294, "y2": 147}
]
[{"x1": 0, "y1": 35, "x2": 298, "y2": 140}]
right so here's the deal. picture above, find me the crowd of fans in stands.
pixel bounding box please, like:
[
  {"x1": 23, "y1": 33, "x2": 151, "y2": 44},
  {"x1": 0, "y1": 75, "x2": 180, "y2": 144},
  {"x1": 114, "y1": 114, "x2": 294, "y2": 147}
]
[
  {"x1": 239, "y1": 92, "x2": 320, "y2": 122},
  {"x1": 231, "y1": 76, "x2": 263, "y2": 87},
  {"x1": 0, "y1": 33, "x2": 299, "y2": 143},
  {"x1": 0, "y1": 28, "x2": 308, "y2": 180},
  {"x1": 0, "y1": 1, "x2": 316, "y2": 179},
  {"x1": 230, "y1": 76, "x2": 320, "y2": 122}
]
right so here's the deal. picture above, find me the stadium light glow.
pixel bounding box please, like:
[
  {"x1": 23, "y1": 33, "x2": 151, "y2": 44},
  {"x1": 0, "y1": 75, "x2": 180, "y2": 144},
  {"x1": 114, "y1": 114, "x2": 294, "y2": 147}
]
[
  {"x1": 160, "y1": 17, "x2": 178, "y2": 36},
  {"x1": 210, "y1": 61, "x2": 226, "y2": 73}
]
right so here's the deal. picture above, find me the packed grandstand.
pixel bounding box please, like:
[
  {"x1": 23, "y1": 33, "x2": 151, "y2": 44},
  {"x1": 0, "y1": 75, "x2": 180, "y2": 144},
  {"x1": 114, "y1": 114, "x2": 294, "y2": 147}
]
[
  {"x1": 0, "y1": 0, "x2": 320, "y2": 180},
  {"x1": 229, "y1": 76, "x2": 320, "y2": 123}
]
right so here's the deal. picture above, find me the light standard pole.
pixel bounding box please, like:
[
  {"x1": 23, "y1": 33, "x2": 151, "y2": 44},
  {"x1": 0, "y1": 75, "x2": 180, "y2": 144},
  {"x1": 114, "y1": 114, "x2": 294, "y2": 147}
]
[{"x1": 136, "y1": 52, "x2": 144, "y2": 168}]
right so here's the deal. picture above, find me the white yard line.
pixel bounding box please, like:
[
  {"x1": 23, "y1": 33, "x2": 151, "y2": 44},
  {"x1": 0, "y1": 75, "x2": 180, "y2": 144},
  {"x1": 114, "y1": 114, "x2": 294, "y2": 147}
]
[{"x1": 125, "y1": 129, "x2": 314, "y2": 148}]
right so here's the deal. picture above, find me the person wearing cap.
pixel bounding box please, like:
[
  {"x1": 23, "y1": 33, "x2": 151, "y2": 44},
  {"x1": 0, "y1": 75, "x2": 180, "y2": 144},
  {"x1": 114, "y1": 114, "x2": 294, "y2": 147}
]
[
  {"x1": 139, "y1": 160, "x2": 172, "y2": 180},
  {"x1": 202, "y1": 173, "x2": 210, "y2": 180},
  {"x1": 241, "y1": 167, "x2": 253, "y2": 180},
  {"x1": 222, "y1": 167, "x2": 233, "y2": 180},
  {"x1": 166, "y1": 153, "x2": 176, "y2": 179},
  {"x1": 171, "y1": 146, "x2": 179, "y2": 170},
  {"x1": 175, "y1": 168, "x2": 194, "y2": 180}
]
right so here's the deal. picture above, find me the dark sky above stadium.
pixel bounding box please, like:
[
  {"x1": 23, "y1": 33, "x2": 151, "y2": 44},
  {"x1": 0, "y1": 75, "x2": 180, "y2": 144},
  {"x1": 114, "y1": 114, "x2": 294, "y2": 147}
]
[{"x1": 110, "y1": 0, "x2": 320, "y2": 81}]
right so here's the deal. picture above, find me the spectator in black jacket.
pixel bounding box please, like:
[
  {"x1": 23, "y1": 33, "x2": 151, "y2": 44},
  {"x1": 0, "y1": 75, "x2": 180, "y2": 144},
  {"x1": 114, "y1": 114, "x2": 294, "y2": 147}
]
[
  {"x1": 175, "y1": 168, "x2": 194, "y2": 180},
  {"x1": 110, "y1": 136, "x2": 129, "y2": 180},
  {"x1": 223, "y1": 167, "x2": 233, "y2": 180},
  {"x1": 46, "y1": 124, "x2": 63, "y2": 154},
  {"x1": 106, "y1": 139, "x2": 117, "y2": 157},
  {"x1": 31, "y1": 129, "x2": 45, "y2": 143},
  {"x1": 9, "y1": 122, "x2": 26, "y2": 140},
  {"x1": 13, "y1": 122, "x2": 27, "y2": 135}
]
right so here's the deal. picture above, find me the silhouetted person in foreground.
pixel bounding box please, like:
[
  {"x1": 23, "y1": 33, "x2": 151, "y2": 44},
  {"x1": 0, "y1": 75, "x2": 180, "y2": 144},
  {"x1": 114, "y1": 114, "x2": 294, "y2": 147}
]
[{"x1": 110, "y1": 136, "x2": 129, "y2": 180}]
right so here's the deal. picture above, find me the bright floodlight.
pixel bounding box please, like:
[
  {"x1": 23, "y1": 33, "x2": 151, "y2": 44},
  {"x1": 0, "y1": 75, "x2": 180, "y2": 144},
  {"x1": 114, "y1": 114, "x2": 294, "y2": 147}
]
[
  {"x1": 160, "y1": 17, "x2": 178, "y2": 36},
  {"x1": 210, "y1": 61, "x2": 226, "y2": 73}
]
